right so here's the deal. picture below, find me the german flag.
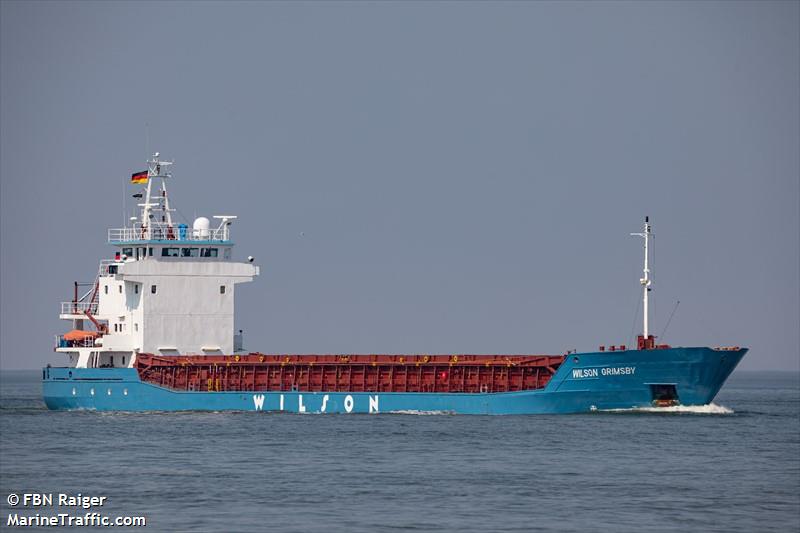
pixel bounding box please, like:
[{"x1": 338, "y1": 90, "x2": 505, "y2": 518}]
[{"x1": 131, "y1": 170, "x2": 148, "y2": 184}]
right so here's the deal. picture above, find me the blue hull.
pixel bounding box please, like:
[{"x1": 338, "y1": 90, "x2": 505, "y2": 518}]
[{"x1": 42, "y1": 347, "x2": 746, "y2": 414}]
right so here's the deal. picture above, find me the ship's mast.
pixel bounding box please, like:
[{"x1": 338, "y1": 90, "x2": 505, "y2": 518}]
[
  {"x1": 140, "y1": 152, "x2": 173, "y2": 238},
  {"x1": 631, "y1": 217, "x2": 653, "y2": 339}
]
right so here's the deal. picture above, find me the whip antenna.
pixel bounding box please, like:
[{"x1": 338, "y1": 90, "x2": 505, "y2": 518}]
[{"x1": 659, "y1": 300, "x2": 680, "y2": 343}]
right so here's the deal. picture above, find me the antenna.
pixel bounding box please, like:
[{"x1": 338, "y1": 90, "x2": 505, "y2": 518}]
[
  {"x1": 630, "y1": 216, "x2": 653, "y2": 348},
  {"x1": 660, "y1": 300, "x2": 680, "y2": 342}
]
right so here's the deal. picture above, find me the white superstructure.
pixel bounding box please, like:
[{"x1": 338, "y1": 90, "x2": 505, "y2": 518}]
[{"x1": 55, "y1": 153, "x2": 259, "y2": 368}]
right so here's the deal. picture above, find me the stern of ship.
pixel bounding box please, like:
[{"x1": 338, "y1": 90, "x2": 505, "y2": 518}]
[{"x1": 42, "y1": 367, "x2": 144, "y2": 410}]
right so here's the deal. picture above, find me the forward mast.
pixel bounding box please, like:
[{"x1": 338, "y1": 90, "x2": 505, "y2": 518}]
[{"x1": 631, "y1": 216, "x2": 655, "y2": 350}]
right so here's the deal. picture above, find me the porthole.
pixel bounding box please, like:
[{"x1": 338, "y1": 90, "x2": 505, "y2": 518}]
[
  {"x1": 90, "y1": 388, "x2": 95, "y2": 396},
  {"x1": 107, "y1": 388, "x2": 112, "y2": 396},
  {"x1": 71, "y1": 388, "x2": 77, "y2": 396},
  {"x1": 123, "y1": 389, "x2": 128, "y2": 396}
]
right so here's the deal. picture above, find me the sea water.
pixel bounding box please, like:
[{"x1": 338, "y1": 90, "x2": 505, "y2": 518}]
[{"x1": 1, "y1": 370, "x2": 797, "y2": 532}]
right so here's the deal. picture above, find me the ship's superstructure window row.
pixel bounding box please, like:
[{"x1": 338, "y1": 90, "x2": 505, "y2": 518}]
[{"x1": 157, "y1": 247, "x2": 220, "y2": 258}]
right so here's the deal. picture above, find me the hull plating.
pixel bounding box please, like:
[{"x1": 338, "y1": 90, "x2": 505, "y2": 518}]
[{"x1": 42, "y1": 347, "x2": 746, "y2": 414}]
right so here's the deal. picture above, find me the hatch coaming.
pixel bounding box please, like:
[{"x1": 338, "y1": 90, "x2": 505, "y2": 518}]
[{"x1": 135, "y1": 353, "x2": 566, "y2": 394}]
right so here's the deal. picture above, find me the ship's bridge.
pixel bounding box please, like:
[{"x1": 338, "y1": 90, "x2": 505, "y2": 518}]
[{"x1": 108, "y1": 215, "x2": 236, "y2": 260}]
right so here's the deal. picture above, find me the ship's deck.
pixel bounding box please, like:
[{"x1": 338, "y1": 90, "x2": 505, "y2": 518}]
[{"x1": 135, "y1": 353, "x2": 566, "y2": 394}]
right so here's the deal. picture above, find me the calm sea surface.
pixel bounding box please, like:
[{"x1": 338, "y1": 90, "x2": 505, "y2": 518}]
[{"x1": 1, "y1": 370, "x2": 798, "y2": 532}]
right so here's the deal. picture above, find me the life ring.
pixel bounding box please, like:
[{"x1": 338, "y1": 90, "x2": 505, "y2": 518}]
[
  {"x1": 398, "y1": 356, "x2": 405, "y2": 364},
  {"x1": 284, "y1": 356, "x2": 291, "y2": 363},
  {"x1": 451, "y1": 355, "x2": 459, "y2": 363},
  {"x1": 422, "y1": 355, "x2": 430, "y2": 364},
  {"x1": 259, "y1": 355, "x2": 265, "y2": 363},
  {"x1": 234, "y1": 355, "x2": 240, "y2": 362}
]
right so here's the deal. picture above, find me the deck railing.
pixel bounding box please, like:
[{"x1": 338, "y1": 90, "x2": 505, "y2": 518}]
[
  {"x1": 60, "y1": 301, "x2": 97, "y2": 315},
  {"x1": 108, "y1": 226, "x2": 230, "y2": 243},
  {"x1": 98, "y1": 259, "x2": 119, "y2": 276},
  {"x1": 54, "y1": 334, "x2": 98, "y2": 349}
]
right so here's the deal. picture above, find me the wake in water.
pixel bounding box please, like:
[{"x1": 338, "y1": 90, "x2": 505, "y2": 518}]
[
  {"x1": 601, "y1": 403, "x2": 734, "y2": 415},
  {"x1": 388, "y1": 410, "x2": 455, "y2": 416}
]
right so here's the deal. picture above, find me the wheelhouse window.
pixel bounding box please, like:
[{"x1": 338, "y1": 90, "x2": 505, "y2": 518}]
[
  {"x1": 201, "y1": 248, "x2": 218, "y2": 258},
  {"x1": 122, "y1": 247, "x2": 133, "y2": 257},
  {"x1": 161, "y1": 248, "x2": 179, "y2": 257},
  {"x1": 181, "y1": 247, "x2": 199, "y2": 257},
  {"x1": 148, "y1": 247, "x2": 153, "y2": 256}
]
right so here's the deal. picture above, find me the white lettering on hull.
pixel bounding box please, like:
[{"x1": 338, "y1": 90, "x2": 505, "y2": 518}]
[
  {"x1": 252, "y1": 393, "x2": 380, "y2": 413},
  {"x1": 572, "y1": 368, "x2": 599, "y2": 378},
  {"x1": 253, "y1": 394, "x2": 265, "y2": 410},
  {"x1": 572, "y1": 366, "x2": 636, "y2": 379}
]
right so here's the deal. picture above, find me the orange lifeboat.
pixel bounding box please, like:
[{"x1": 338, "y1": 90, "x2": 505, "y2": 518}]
[{"x1": 63, "y1": 330, "x2": 100, "y2": 341}]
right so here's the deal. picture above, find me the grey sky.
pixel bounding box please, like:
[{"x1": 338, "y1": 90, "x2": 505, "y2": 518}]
[{"x1": 1, "y1": 1, "x2": 797, "y2": 371}]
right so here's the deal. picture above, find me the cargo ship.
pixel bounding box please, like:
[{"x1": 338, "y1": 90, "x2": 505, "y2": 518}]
[{"x1": 42, "y1": 153, "x2": 747, "y2": 413}]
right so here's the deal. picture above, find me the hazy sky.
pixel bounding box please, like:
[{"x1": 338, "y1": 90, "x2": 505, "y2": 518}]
[{"x1": 1, "y1": 1, "x2": 798, "y2": 371}]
